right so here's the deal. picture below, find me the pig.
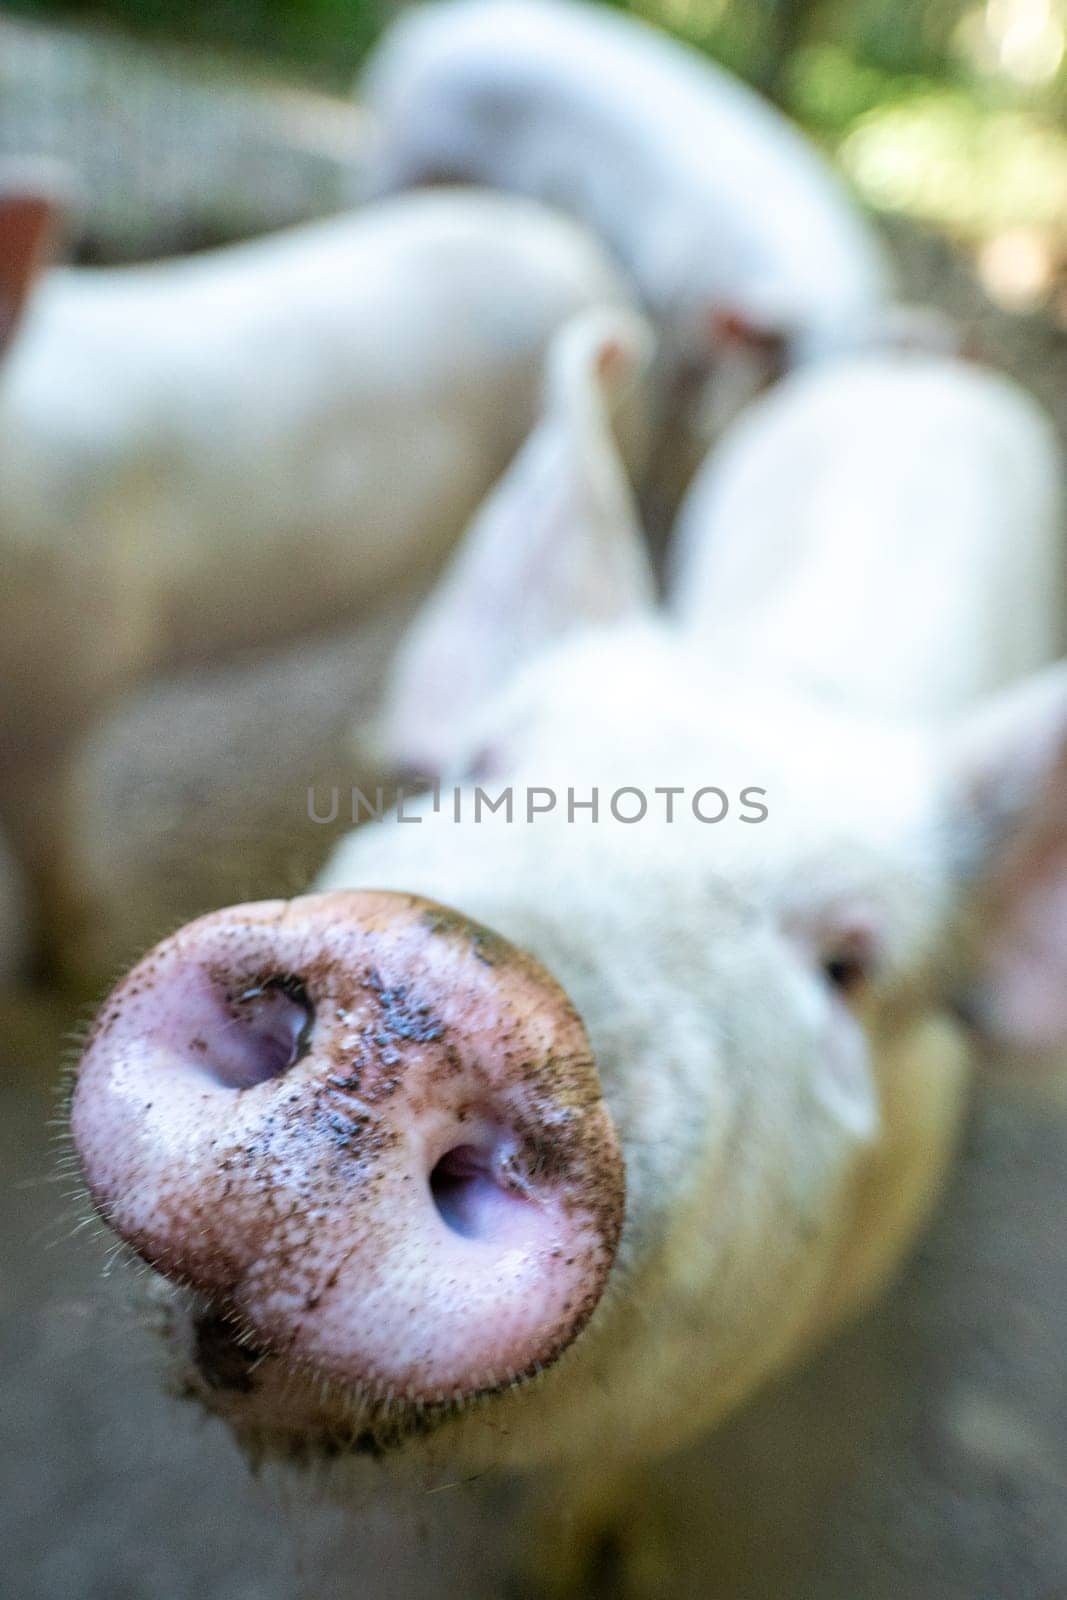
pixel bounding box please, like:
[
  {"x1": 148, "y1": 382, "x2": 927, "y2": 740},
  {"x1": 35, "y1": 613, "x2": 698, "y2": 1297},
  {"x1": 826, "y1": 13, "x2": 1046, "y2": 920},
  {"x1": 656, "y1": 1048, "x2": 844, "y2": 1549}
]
[
  {"x1": 0, "y1": 176, "x2": 633, "y2": 957},
  {"x1": 358, "y1": 0, "x2": 895, "y2": 513},
  {"x1": 56, "y1": 309, "x2": 652, "y2": 988},
  {"x1": 70, "y1": 320, "x2": 1067, "y2": 1596},
  {"x1": 55, "y1": 602, "x2": 414, "y2": 987},
  {"x1": 0, "y1": 175, "x2": 632, "y2": 747},
  {"x1": 668, "y1": 351, "x2": 1067, "y2": 715}
]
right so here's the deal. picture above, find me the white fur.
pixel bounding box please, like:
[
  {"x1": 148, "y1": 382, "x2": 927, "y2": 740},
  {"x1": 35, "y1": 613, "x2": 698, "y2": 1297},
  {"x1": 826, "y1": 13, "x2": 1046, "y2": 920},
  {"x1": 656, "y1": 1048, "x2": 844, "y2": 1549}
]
[
  {"x1": 360, "y1": 0, "x2": 891, "y2": 357},
  {"x1": 670, "y1": 352, "x2": 1065, "y2": 716},
  {"x1": 0, "y1": 189, "x2": 630, "y2": 746},
  {"x1": 311, "y1": 343, "x2": 1067, "y2": 1485}
]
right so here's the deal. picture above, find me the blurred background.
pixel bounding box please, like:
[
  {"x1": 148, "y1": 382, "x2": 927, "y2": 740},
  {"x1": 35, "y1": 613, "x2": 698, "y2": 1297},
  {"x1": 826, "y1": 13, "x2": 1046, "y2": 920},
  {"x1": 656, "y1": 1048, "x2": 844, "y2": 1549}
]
[
  {"x1": 2, "y1": 2, "x2": 1067, "y2": 1597},
  {"x1": 8, "y1": 0, "x2": 1067, "y2": 314}
]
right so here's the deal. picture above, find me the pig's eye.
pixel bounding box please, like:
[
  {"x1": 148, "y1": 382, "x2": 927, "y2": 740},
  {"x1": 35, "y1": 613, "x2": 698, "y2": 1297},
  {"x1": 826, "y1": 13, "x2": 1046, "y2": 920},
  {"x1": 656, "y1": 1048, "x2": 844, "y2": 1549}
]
[
  {"x1": 820, "y1": 931, "x2": 879, "y2": 1001},
  {"x1": 792, "y1": 905, "x2": 884, "y2": 1006},
  {"x1": 822, "y1": 952, "x2": 869, "y2": 997}
]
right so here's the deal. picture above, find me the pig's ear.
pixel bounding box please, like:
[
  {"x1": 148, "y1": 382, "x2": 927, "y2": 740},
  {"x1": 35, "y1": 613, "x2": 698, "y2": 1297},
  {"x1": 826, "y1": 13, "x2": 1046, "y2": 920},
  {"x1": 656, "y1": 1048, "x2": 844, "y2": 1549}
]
[
  {"x1": 0, "y1": 163, "x2": 68, "y2": 352},
  {"x1": 947, "y1": 663, "x2": 1067, "y2": 1055},
  {"x1": 379, "y1": 306, "x2": 657, "y2": 776}
]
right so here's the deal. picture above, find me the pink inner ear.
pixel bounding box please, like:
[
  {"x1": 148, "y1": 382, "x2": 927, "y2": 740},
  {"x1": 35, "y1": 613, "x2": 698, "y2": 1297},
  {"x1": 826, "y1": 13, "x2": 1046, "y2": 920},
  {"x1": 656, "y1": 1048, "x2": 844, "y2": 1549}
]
[{"x1": 0, "y1": 194, "x2": 57, "y2": 343}]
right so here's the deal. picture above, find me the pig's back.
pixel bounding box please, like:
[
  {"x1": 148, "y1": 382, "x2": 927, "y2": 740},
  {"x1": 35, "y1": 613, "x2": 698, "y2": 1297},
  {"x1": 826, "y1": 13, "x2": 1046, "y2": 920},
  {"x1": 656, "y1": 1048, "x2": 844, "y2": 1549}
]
[
  {"x1": 0, "y1": 192, "x2": 631, "y2": 669},
  {"x1": 671, "y1": 354, "x2": 1065, "y2": 718},
  {"x1": 362, "y1": 0, "x2": 891, "y2": 342},
  {"x1": 11, "y1": 191, "x2": 624, "y2": 438}
]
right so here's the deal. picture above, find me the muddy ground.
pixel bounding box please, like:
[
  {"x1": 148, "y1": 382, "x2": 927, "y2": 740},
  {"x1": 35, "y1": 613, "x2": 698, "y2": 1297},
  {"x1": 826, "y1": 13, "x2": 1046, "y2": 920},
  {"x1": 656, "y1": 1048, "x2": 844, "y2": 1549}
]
[{"x1": 3, "y1": 16, "x2": 1067, "y2": 1600}]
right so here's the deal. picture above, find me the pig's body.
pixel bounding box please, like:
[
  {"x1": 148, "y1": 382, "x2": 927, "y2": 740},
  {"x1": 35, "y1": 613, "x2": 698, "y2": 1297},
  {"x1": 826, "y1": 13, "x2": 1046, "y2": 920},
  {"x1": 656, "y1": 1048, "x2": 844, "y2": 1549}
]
[
  {"x1": 74, "y1": 325, "x2": 1067, "y2": 1590},
  {"x1": 360, "y1": 0, "x2": 895, "y2": 533},
  {"x1": 670, "y1": 354, "x2": 1066, "y2": 715},
  {"x1": 360, "y1": 0, "x2": 892, "y2": 362},
  {"x1": 0, "y1": 190, "x2": 630, "y2": 746}
]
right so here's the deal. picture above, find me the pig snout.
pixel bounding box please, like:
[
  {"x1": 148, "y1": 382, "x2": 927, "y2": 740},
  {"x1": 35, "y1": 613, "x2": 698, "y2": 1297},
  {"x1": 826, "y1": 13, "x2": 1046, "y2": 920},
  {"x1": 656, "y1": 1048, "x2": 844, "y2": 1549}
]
[{"x1": 71, "y1": 890, "x2": 624, "y2": 1405}]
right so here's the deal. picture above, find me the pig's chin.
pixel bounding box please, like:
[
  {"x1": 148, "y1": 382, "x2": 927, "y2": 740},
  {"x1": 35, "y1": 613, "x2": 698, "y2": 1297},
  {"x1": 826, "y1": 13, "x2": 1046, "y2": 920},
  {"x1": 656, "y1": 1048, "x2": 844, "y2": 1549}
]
[
  {"x1": 153, "y1": 1283, "x2": 575, "y2": 1465},
  {"x1": 167, "y1": 1287, "x2": 462, "y2": 1460}
]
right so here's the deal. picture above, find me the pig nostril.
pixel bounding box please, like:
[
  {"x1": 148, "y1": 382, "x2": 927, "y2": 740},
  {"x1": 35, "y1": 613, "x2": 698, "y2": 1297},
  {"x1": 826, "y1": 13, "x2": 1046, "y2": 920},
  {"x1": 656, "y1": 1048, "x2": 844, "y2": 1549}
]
[
  {"x1": 429, "y1": 1142, "x2": 535, "y2": 1243},
  {"x1": 212, "y1": 974, "x2": 315, "y2": 1089}
]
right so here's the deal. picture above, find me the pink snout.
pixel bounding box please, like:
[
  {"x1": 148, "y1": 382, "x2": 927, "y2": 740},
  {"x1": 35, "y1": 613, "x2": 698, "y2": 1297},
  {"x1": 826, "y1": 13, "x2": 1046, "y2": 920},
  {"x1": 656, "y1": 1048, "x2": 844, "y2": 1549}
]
[{"x1": 71, "y1": 891, "x2": 624, "y2": 1405}]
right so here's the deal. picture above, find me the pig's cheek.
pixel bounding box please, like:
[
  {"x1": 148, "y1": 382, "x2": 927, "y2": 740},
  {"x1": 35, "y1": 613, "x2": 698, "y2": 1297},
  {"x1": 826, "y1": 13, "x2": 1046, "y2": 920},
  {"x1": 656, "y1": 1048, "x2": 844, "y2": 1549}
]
[
  {"x1": 785, "y1": 968, "x2": 880, "y2": 1142},
  {"x1": 814, "y1": 1000, "x2": 880, "y2": 1141}
]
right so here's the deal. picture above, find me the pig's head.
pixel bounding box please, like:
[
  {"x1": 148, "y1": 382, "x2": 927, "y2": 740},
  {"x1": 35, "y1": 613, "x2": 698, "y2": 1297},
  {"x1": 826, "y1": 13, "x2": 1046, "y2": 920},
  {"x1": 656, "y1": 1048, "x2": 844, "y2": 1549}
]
[{"x1": 70, "y1": 309, "x2": 1067, "y2": 1478}]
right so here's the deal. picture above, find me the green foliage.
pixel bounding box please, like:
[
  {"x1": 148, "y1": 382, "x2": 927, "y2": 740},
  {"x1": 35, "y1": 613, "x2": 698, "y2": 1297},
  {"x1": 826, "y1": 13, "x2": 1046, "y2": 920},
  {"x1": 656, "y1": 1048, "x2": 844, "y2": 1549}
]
[
  {"x1": 9, "y1": 0, "x2": 1067, "y2": 303},
  {"x1": 9, "y1": 0, "x2": 1067, "y2": 204},
  {"x1": 5, "y1": 0, "x2": 393, "y2": 81}
]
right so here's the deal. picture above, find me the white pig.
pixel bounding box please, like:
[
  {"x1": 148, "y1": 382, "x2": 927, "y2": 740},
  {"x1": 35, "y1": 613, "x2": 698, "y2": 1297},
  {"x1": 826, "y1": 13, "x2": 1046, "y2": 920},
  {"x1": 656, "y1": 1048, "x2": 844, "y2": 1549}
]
[
  {"x1": 359, "y1": 0, "x2": 893, "y2": 418},
  {"x1": 0, "y1": 178, "x2": 633, "y2": 752},
  {"x1": 72, "y1": 321, "x2": 1067, "y2": 1597},
  {"x1": 56, "y1": 601, "x2": 414, "y2": 986},
  {"x1": 668, "y1": 351, "x2": 1066, "y2": 716},
  {"x1": 0, "y1": 177, "x2": 634, "y2": 970}
]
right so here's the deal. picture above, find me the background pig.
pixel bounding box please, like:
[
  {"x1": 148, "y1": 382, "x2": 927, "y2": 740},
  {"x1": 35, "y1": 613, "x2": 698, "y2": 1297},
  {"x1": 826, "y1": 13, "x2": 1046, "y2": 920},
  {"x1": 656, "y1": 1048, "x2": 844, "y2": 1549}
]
[
  {"x1": 53, "y1": 605, "x2": 410, "y2": 986},
  {"x1": 0, "y1": 180, "x2": 631, "y2": 729},
  {"x1": 0, "y1": 180, "x2": 634, "y2": 957},
  {"x1": 71, "y1": 304, "x2": 1067, "y2": 1594},
  {"x1": 669, "y1": 351, "x2": 1067, "y2": 716},
  {"x1": 359, "y1": 0, "x2": 894, "y2": 515},
  {"x1": 55, "y1": 309, "x2": 653, "y2": 987}
]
